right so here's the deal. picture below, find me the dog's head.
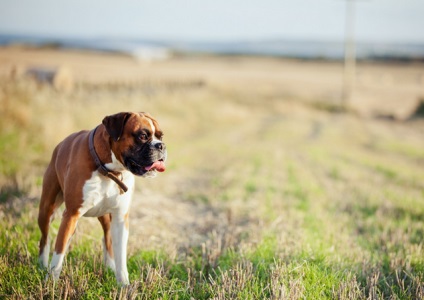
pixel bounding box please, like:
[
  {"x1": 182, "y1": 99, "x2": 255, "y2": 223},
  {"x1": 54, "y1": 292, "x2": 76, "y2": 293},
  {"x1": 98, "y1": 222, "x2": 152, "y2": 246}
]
[{"x1": 102, "y1": 112, "x2": 167, "y2": 178}]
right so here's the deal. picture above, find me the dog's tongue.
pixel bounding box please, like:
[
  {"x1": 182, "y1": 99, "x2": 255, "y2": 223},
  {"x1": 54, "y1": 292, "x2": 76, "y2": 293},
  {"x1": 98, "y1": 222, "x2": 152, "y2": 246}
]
[{"x1": 145, "y1": 161, "x2": 166, "y2": 172}]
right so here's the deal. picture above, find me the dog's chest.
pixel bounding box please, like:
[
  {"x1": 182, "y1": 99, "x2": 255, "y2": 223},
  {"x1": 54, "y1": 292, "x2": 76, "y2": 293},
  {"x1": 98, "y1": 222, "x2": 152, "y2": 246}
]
[{"x1": 81, "y1": 171, "x2": 134, "y2": 217}]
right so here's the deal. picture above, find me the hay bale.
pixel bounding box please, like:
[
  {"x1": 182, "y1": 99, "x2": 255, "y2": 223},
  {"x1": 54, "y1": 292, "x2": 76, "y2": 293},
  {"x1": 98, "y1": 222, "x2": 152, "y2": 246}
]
[
  {"x1": 25, "y1": 65, "x2": 74, "y2": 93},
  {"x1": 53, "y1": 66, "x2": 74, "y2": 93}
]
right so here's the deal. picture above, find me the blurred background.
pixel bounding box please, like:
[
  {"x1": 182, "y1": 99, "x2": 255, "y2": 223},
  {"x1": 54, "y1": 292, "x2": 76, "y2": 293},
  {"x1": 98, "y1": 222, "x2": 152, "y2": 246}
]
[
  {"x1": 1, "y1": 0, "x2": 424, "y2": 118},
  {"x1": 0, "y1": 0, "x2": 423, "y2": 298}
]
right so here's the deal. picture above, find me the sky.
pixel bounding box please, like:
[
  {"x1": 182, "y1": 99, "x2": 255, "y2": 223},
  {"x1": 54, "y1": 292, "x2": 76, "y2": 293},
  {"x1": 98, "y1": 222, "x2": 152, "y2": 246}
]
[{"x1": 1, "y1": 0, "x2": 423, "y2": 43}]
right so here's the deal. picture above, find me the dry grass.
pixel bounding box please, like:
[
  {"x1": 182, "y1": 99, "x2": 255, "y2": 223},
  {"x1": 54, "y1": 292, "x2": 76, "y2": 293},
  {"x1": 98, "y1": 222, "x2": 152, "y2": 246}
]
[{"x1": 0, "y1": 48, "x2": 423, "y2": 299}]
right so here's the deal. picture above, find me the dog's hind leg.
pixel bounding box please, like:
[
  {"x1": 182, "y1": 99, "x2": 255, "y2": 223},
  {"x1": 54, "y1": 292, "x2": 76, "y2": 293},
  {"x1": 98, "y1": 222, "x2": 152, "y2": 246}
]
[
  {"x1": 38, "y1": 161, "x2": 62, "y2": 268},
  {"x1": 98, "y1": 213, "x2": 116, "y2": 272}
]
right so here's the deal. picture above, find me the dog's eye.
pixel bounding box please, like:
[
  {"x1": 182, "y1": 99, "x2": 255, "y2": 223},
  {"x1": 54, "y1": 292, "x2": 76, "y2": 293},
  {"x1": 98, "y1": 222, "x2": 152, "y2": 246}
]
[{"x1": 138, "y1": 133, "x2": 148, "y2": 142}]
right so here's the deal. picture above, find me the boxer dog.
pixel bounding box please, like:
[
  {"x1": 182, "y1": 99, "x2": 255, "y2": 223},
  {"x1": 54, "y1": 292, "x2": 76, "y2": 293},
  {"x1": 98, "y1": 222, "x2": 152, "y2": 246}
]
[{"x1": 37, "y1": 112, "x2": 167, "y2": 284}]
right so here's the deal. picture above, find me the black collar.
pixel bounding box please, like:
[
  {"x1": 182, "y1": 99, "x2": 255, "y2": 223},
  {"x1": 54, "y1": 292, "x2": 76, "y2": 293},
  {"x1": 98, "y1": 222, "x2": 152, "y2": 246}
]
[{"x1": 88, "y1": 126, "x2": 128, "y2": 193}]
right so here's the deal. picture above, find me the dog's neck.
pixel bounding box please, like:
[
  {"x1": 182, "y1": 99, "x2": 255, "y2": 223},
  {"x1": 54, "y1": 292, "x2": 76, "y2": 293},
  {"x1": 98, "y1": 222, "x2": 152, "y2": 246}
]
[
  {"x1": 91, "y1": 125, "x2": 113, "y2": 164},
  {"x1": 89, "y1": 125, "x2": 128, "y2": 193}
]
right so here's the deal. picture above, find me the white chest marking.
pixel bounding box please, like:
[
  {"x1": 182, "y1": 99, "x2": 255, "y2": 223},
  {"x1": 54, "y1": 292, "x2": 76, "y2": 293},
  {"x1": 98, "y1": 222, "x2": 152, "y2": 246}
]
[
  {"x1": 81, "y1": 171, "x2": 134, "y2": 218},
  {"x1": 105, "y1": 152, "x2": 126, "y2": 172}
]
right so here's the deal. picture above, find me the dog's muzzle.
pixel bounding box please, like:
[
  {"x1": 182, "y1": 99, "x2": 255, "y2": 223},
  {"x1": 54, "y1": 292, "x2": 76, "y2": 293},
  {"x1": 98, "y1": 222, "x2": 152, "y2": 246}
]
[{"x1": 124, "y1": 140, "x2": 167, "y2": 177}]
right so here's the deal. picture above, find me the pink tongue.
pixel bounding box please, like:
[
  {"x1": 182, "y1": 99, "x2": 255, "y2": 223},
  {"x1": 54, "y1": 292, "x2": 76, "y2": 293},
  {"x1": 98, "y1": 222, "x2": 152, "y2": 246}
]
[{"x1": 145, "y1": 160, "x2": 166, "y2": 172}]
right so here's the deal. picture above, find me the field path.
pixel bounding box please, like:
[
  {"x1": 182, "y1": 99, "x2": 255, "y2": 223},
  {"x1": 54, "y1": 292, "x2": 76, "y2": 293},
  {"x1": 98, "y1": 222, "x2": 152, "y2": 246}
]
[{"x1": 128, "y1": 189, "x2": 229, "y2": 255}]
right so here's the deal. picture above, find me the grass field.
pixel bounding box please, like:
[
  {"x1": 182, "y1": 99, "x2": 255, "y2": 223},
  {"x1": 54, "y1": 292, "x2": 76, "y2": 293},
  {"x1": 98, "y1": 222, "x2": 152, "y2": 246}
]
[{"x1": 0, "y1": 48, "x2": 423, "y2": 299}]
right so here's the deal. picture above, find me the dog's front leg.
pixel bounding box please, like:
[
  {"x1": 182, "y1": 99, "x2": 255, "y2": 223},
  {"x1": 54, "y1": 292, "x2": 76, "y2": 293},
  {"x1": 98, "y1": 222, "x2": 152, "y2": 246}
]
[
  {"x1": 111, "y1": 212, "x2": 130, "y2": 285},
  {"x1": 50, "y1": 209, "x2": 80, "y2": 280}
]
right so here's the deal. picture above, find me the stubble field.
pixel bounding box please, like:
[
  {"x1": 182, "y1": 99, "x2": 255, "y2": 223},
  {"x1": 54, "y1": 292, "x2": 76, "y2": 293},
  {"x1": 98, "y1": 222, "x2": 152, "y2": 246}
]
[{"x1": 0, "y1": 47, "x2": 423, "y2": 299}]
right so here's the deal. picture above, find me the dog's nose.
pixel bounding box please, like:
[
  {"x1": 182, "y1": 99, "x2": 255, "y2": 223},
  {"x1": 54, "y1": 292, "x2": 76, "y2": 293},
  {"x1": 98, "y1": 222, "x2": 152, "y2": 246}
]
[{"x1": 154, "y1": 142, "x2": 165, "y2": 151}]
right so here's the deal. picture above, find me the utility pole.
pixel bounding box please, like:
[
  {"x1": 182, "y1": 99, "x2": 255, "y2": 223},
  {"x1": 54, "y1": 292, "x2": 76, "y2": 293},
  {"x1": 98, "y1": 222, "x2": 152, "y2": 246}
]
[{"x1": 342, "y1": 0, "x2": 356, "y2": 107}]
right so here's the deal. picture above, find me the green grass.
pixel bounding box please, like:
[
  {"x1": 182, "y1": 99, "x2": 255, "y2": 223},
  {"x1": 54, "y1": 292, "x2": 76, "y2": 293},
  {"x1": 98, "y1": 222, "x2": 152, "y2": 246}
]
[
  {"x1": 1, "y1": 186, "x2": 423, "y2": 298},
  {"x1": 1, "y1": 62, "x2": 424, "y2": 299}
]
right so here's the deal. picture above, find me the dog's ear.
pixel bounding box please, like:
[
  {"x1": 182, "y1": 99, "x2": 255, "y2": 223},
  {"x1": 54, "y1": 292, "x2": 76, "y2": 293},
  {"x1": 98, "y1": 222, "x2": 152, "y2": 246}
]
[{"x1": 102, "y1": 112, "x2": 132, "y2": 142}]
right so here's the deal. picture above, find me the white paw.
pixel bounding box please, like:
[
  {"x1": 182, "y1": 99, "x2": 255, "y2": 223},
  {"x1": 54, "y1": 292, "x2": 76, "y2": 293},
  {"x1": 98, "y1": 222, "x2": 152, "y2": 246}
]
[{"x1": 116, "y1": 271, "x2": 129, "y2": 285}]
